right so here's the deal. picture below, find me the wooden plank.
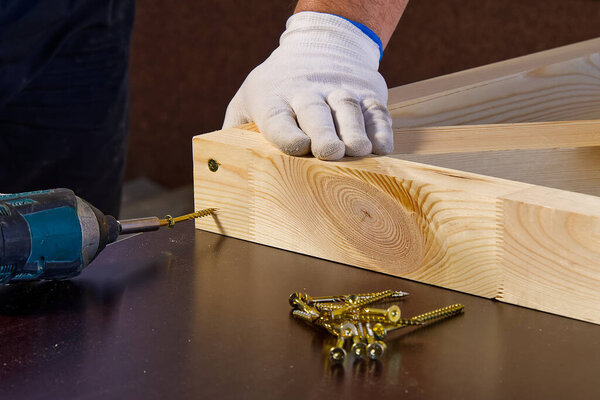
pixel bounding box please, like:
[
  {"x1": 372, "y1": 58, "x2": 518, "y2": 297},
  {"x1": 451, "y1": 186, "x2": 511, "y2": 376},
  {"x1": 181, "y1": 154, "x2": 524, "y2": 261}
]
[
  {"x1": 241, "y1": 119, "x2": 600, "y2": 154},
  {"x1": 239, "y1": 121, "x2": 600, "y2": 197},
  {"x1": 397, "y1": 147, "x2": 600, "y2": 197},
  {"x1": 392, "y1": 120, "x2": 600, "y2": 154},
  {"x1": 499, "y1": 186, "x2": 600, "y2": 324},
  {"x1": 193, "y1": 127, "x2": 600, "y2": 324},
  {"x1": 388, "y1": 38, "x2": 600, "y2": 127}
]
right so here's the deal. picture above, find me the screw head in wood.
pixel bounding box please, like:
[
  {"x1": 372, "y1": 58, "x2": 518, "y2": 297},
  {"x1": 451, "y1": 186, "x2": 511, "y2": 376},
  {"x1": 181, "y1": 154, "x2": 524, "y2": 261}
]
[{"x1": 208, "y1": 158, "x2": 219, "y2": 172}]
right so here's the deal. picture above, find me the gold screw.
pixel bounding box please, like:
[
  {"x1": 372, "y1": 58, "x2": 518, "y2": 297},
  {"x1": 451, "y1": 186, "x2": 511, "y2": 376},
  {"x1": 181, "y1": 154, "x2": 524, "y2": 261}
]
[
  {"x1": 364, "y1": 323, "x2": 386, "y2": 360},
  {"x1": 329, "y1": 337, "x2": 346, "y2": 363},
  {"x1": 290, "y1": 292, "x2": 346, "y2": 305},
  {"x1": 348, "y1": 314, "x2": 390, "y2": 324},
  {"x1": 358, "y1": 290, "x2": 408, "y2": 300},
  {"x1": 288, "y1": 290, "x2": 463, "y2": 364},
  {"x1": 288, "y1": 292, "x2": 310, "y2": 307},
  {"x1": 410, "y1": 304, "x2": 464, "y2": 324},
  {"x1": 360, "y1": 305, "x2": 401, "y2": 324},
  {"x1": 315, "y1": 302, "x2": 347, "y2": 311},
  {"x1": 290, "y1": 290, "x2": 408, "y2": 308},
  {"x1": 351, "y1": 322, "x2": 367, "y2": 359},
  {"x1": 328, "y1": 322, "x2": 356, "y2": 363},
  {"x1": 331, "y1": 290, "x2": 394, "y2": 318},
  {"x1": 367, "y1": 341, "x2": 387, "y2": 360},
  {"x1": 291, "y1": 309, "x2": 318, "y2": 322},
  {"x1": 371, "y1": 323, "x2": 387, "y2": 340},
  {"x1": 317, "y1": 321, "x2": 340, "y2": 337},
  {"x1": 289, "y1": 295, "x2": 321, "y2": 319},
  {"x1": 384, "y1": 304, "x2": 465, "y2": 335},
  {"x1": 339, "y1": 322, "x2": 358, "y2": 337},
  {"x1": 158, "y1": 208, "x2": 216, "y2": 228}
]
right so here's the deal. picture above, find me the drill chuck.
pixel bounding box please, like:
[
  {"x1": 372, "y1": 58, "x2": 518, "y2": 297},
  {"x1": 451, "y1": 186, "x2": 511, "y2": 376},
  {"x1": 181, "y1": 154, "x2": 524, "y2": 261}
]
[{"x1": 118, "y1": 217, "x2": 161, "y2": 234}]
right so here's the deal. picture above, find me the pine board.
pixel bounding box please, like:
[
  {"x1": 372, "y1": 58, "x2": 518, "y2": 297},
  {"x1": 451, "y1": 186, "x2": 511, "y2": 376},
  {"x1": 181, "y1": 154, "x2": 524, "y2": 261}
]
[
  {"x1": 193, "y1": 127, "x2": 600, "y2": 323},
  {"x1": 388, "y1": 38, "x2": 600, "y2": 128}
]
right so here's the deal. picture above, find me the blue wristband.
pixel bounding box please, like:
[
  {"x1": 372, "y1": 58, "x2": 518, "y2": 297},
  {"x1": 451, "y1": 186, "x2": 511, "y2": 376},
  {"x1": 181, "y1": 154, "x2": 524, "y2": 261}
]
[{"x1": 337, "y1": 16, "x2": 383, "y2": 61}]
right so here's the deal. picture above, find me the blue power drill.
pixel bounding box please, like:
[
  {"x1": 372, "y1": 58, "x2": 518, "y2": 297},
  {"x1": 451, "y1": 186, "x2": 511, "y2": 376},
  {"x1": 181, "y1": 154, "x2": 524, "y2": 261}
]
[{"x1": 0, "y1": 188, "x2": 215, "y2": 284}]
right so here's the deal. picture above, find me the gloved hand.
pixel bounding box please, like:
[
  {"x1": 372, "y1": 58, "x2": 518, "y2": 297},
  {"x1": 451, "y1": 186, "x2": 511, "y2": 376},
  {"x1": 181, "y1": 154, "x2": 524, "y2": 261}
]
[{"x1": 223, "y1": 11, "x2": 393, "y2": 160}]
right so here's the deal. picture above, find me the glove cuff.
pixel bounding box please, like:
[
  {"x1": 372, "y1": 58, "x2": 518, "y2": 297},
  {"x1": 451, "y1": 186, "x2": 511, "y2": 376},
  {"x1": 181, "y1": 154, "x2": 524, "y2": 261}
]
[
  {"x1": 338, "y1": 18, "x2": 383, "y2": 61},
  {"x1": 282, "y1": 11, "x2": 381, "y2": 70}
]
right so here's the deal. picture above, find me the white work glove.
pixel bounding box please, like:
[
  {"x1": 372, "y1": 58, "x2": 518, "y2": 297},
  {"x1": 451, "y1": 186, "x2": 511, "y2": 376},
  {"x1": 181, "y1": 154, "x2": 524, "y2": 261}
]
[{"x1": 223, "y1": 11, "x2": 393, "y2": 160}]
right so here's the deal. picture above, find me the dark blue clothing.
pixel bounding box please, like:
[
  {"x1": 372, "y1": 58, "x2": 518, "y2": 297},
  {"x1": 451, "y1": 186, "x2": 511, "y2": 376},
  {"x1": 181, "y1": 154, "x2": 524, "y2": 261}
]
[{"x1": 0, "y1": 1, "x2": 135, "y2": 216}]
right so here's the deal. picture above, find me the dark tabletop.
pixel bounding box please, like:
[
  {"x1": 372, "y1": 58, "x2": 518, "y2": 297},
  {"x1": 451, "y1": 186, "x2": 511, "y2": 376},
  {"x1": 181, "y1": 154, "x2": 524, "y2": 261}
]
[{"x1": 0, "y1": 224, "x2": 598, "y2": 400}]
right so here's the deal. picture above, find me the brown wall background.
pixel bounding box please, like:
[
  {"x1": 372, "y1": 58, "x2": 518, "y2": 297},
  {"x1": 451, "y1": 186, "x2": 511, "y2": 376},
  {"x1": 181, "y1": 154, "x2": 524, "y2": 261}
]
[{"x1": 128, "y1": 0, "x2": 600, "y2": 188}]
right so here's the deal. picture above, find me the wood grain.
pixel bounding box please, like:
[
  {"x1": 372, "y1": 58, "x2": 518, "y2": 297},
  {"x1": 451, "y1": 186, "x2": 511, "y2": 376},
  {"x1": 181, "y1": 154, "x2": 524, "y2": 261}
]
[
  {"x1": 193, "y1": 127, "x2": 600, "y2": 324},
  {"x1": 392, "y1": 120, "x2": 600, "y2": 154},
  {"x1": 240, "y1": 119, "x2": 600, "y2": 154},
  {"x1": 500, "y1": 187, "x2": 600, "y2": 324},
  {"x1": 397, "y1": 147, "x2": 600, "y2": 197},
  {"x1": 388, "y1": 38, "x2": 600, "y2": 128},
  {"x1": 239, "y1": 121, "x2": 600, "y2": 197}
]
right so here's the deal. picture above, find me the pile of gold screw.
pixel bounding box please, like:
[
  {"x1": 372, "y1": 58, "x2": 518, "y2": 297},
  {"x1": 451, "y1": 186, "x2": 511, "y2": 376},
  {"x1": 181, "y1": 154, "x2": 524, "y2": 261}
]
[{"x1": 289, "y1": 289, "x2": 464, "y2": 363}]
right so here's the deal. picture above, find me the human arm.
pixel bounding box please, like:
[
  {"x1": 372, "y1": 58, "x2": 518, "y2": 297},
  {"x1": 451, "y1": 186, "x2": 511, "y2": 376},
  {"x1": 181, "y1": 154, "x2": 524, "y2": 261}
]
[{"x1": 294, "y1": 0, "x2": 408, "y2": 49}]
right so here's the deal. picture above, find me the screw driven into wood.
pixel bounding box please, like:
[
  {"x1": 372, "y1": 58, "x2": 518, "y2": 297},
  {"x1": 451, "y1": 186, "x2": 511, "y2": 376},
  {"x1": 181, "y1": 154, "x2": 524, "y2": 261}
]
[
  {"x1": 207, "y1": 158, "x2": 219, "y2": 172},
  {"x1": 160, "y1": 208, "x2": 216, "y2": 228},
  {"x1": 289, "y1": 290, "x2": 464, "y2": 364}
]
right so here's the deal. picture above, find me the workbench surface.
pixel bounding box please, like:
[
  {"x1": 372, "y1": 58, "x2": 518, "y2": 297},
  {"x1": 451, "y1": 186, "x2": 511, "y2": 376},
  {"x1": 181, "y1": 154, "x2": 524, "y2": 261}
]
[{"x1": 0, "y1": 224, "x2": 598, "y2": 399}]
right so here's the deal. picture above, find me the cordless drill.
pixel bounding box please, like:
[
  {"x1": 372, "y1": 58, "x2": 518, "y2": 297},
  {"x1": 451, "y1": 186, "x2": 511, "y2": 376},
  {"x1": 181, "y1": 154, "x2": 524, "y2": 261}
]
[{"x1": 0, "y1": 188, "x2": 214, "y2": 284}]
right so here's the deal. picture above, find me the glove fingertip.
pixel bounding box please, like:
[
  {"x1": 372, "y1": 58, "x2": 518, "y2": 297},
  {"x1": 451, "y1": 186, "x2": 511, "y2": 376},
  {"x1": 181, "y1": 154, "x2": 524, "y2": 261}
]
[
  {"x1": 259, "y1": 109, "x2": 311, "y2": 156},
  {"x1": 371, "y1": 134, "x2": 394, "y2": 155},
  {"x1": 362, "y1": 98, "x2": 394, "y2": 155},
  {"x1": 345, "y1": 138, "x2": 373, "y2": 157},
  {"x1": 274, "y1": 133, "x2": 311, "y2": 156},
  {"x1": 365, "y1": 118, "x2": 393, "y2": 155},
  {"x1": 312, "y1": 140, "x2": 345, "y2": 160}
]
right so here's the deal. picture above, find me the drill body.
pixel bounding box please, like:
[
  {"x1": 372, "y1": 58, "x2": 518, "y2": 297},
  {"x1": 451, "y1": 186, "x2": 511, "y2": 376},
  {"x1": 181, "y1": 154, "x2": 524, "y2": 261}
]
[{"x1": 0, "y1": 189, "x2": 119, "y2": 283}]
